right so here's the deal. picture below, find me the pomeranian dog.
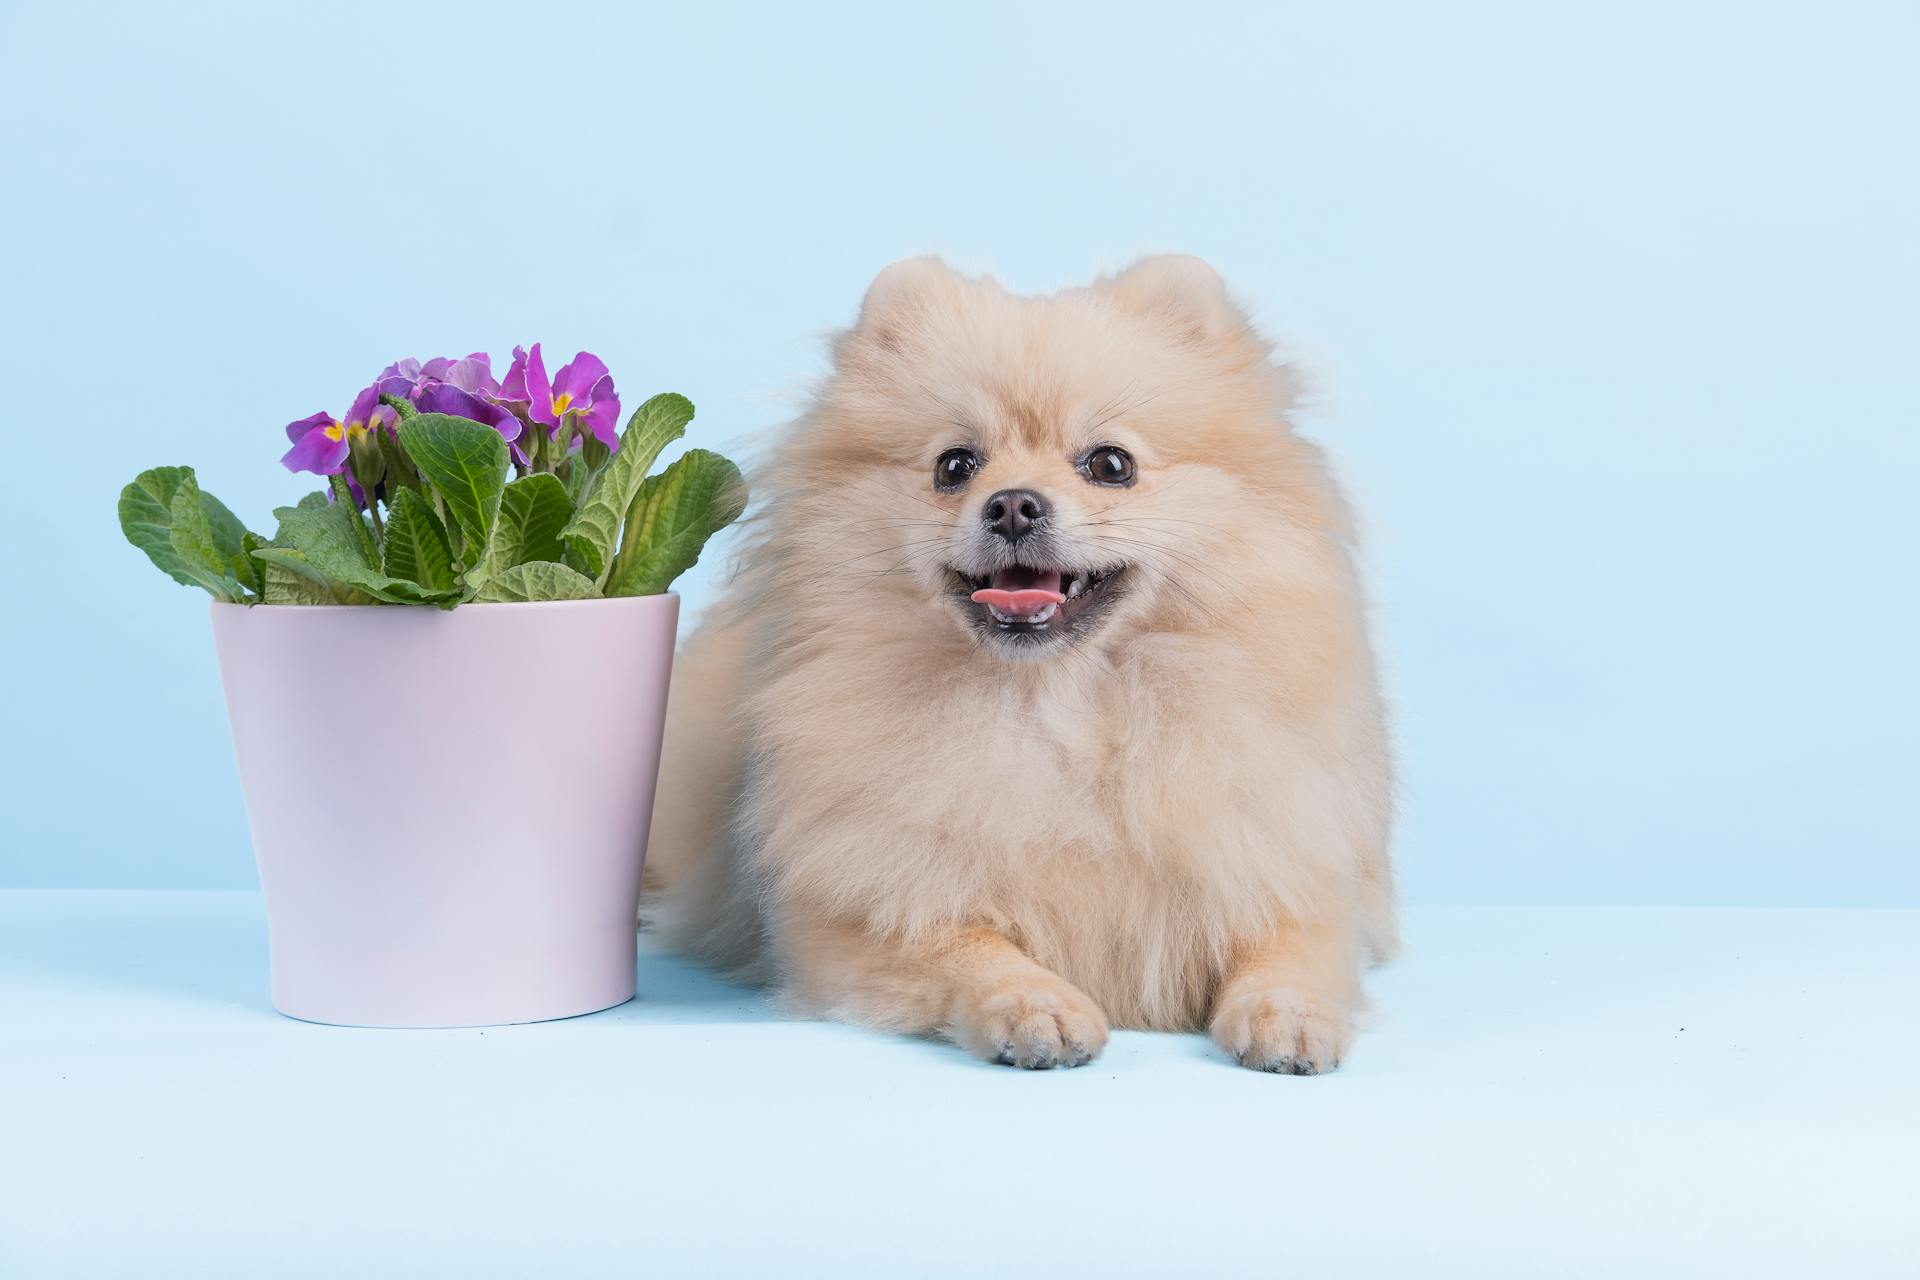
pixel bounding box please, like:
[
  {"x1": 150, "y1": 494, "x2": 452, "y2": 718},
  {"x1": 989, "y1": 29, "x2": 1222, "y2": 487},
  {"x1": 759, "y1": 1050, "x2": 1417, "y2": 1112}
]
[{"x1": 645, "y1": 256, "x2": 1395, "y2": 1073}]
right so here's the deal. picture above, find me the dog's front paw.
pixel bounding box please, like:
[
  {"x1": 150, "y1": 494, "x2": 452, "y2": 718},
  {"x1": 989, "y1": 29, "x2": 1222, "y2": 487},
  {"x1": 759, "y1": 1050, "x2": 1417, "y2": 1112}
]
[
  {"x1": 1210, "y1": 984, "x2": 1352, "y2": 1075},
  {"x1": 954, "y1": 974, "x2": 1109, "y2": 1069}
]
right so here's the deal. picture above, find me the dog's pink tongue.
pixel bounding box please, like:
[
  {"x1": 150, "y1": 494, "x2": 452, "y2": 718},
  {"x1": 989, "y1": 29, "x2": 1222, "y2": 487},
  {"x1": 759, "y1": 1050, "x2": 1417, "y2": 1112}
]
[{"x1": 971, "y1": 566, "x2": 1066, "y2": 615}]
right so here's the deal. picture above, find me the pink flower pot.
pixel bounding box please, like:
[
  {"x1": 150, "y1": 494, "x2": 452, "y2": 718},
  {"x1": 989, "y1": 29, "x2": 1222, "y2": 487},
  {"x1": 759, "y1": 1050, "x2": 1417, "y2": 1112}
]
[{"x1": 209, "y1": 595, "x2": 680, "y2": 1028}]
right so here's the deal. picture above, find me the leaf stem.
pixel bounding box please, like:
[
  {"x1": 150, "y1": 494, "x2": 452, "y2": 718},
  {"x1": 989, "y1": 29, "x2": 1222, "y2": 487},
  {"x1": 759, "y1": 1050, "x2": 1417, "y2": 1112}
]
[{"x1": 330, "y1": 474, "x2": 381, "y2": 568}]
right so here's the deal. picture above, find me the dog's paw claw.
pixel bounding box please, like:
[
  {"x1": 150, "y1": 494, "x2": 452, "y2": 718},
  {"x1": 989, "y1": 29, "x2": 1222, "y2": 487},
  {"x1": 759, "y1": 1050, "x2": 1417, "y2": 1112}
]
[
  {"x1": 1212, "y1": 985, "x2": 1350, "y2": 1075},
  {"x1": 964, "y1": 977, "x2": 1108, "y2": 1070}
]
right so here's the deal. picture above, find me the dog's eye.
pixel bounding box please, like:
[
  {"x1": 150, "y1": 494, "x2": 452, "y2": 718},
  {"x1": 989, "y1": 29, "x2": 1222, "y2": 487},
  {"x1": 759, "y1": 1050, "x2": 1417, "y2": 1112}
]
[
  {"x1": 1084, "y1": 445, "x2": 1136, "y2": 487},
  {"x1": 934, "y1": 448, "x2": 981, "y2": 491}
]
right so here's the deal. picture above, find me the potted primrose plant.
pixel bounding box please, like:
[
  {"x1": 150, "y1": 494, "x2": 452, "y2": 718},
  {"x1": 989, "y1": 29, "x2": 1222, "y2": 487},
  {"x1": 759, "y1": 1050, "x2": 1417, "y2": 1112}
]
[{"x1": 118, "y1": 347, "x2": 745, "y2": 1028}]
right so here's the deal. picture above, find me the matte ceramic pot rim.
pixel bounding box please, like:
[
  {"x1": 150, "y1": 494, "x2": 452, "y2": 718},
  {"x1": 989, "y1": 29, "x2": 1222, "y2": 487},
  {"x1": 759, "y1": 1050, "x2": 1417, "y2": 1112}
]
[{"x1": 209, "y1": 592, "x2": 677, "y2": 615}]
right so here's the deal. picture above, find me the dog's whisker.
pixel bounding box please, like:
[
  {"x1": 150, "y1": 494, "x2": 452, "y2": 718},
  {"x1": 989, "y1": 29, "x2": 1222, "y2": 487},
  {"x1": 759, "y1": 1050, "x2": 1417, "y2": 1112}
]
[
  {"x1": 823, "y1": 536, "x2": 953, "y2": 563},
  {"x1": 843, "y1": 518, "x2": 952, "y2": 532},
  {"x1": 1084, "y1": 533, "x2": 1249, "y2": 605},
  {"x1": 843, "y1": 540, "x2": 964, "y2": 587},
  {"x1": 1088, "y1": 515, "x2": 1229, "y2": 535}
]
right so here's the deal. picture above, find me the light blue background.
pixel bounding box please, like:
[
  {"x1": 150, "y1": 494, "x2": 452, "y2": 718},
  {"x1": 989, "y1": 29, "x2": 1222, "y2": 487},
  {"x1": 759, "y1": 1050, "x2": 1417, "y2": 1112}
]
[{"x1": 3, "y1": 1, "x2": 1913, "y2": 904}]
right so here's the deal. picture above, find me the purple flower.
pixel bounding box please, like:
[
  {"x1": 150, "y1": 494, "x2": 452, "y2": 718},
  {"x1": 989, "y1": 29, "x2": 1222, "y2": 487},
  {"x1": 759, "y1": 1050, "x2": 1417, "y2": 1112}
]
[
  {"x1": 375, "y1": 356, "x2": 443, "y2": 397},
  {"x1": 377, "y1": 353, "x2": 496, "y2": 401},
  {"x1": 418, "y1": 383, "x2": 523, "y2": 445},
  {"x1": 377, "y1": 352, "x2": 523, "y2": 448},
  {"x1": 281, "y1": 384, "x2": 395, "y2": 476},
  {"x1": 495, "y1": 346, "x2": 533, "y2": 414},
  {"x1": 503, "y1": 343, "x2": 621, "y2": 456}
]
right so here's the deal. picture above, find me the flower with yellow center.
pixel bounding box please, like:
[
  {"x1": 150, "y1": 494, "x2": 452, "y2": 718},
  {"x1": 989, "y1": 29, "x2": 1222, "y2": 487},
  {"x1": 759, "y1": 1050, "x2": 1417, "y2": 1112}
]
[
  {"x1": 281, "y1": 385, "x2": 393, "y2": 477},
  {"x1": 498, "y1": 342, "x2": 622, "y2": 468}
]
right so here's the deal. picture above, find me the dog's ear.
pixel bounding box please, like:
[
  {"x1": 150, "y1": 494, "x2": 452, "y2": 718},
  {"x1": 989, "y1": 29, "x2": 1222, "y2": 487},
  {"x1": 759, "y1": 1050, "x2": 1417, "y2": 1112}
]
[
  {"x1": 850, "y1": 256, "x2": 961, "y2": 355},
  {"x1": 1100, "y1": 255, "x2": 1249, "y2": 348}
]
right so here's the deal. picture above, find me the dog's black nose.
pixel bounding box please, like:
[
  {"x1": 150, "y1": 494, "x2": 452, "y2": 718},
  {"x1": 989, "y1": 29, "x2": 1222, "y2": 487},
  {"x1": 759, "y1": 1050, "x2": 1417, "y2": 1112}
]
[{"x1": 983, "y1": 489, "x2": 1049, "y2": 543}]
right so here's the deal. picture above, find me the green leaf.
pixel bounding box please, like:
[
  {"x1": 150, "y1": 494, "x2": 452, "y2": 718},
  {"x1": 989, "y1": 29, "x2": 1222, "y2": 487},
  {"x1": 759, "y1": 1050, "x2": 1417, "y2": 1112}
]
[
  {"x1": 474, "y1": 472, "x2": 573, "y2": 586},
  {"x1": 297, "y1": 490, "x2": 330, "y2": 510},
  {"x1": 257, "y1": 499, "x2": 458, "y2": 606},
  {"x1": 261, "y1": 562, "x2": 333, "y2": 605},
  {"x1": 328, "y1": 474, "x2": 380, "y2": 567},
  {"x1": 118, "y1": 466, "x2": 257, "y2": 600},
  {"x1": 395, "y1": 412, "x2": 509, "y2": 562},
  {"x1": 471, "y1": 560, "x2": 602, "y2": 603},
  {"x1": 559, "y1": 392, "x2": 695, "y2": 584},
  {"x1": 232, "y1": 531, "x2": 268, "y2": 598},
  {"x1": 377, "y1": 428, "x2": 423, "y2": 498},
  {"x1": 381, "y1": 488, "x2": 457, "y2": 591},
  {"x1": 604, "y1": 449, "x2": 747, "y2": 598},
  {"x1": 253, "y1": 545, "x2": 453, "y2": 607},
  {"x1": 198, "y1": 487, "x2": 251, "y2": 561},
  {"x1": 119, "y1": 467, "x2": 193, "y2": 576},
  {"x1": 558, "y1": 454, "x2": 596, "y2": 508},
  {"x1": 168, "y1": 475, "x2": 249, "y2": 601},
  {"x1": 259, "y1": 559, "x2": 370, "y2": 605}
]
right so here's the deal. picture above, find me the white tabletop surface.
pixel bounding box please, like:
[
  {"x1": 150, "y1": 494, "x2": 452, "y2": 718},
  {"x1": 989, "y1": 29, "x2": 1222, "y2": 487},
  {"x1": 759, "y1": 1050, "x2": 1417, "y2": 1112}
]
[{"x1": 2, "y1": 891, "x2": 1914, "y2": 1278}]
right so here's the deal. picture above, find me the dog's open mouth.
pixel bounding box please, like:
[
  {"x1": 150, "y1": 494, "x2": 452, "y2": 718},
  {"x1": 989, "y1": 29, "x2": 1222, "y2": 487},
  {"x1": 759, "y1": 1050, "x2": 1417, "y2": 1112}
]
[{"x1": 950, "y1": 563, "x2": 1125, "y2": 642}]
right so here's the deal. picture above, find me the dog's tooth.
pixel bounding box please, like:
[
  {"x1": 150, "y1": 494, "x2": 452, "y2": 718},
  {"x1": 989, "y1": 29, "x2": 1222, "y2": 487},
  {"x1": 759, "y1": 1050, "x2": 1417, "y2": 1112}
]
[{"x1": 1066, "y1": 577, "x2": 1084, "y2": 598}]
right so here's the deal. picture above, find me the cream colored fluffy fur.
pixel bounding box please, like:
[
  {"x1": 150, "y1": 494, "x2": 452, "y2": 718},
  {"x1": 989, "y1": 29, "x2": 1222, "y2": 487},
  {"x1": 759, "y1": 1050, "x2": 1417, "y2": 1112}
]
[{"x1": 645, "y1": 256, "x2": 1396, "y2": 1073}]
